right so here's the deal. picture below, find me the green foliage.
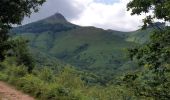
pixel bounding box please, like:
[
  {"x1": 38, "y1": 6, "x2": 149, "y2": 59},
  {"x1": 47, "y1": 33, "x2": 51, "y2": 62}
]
[
  {"x1": 0, "y1": 72, "x2": 8, "y2": 81},
  {"x1": 0, "y1": 59, "x2": 28, "y2": 83},
  {"x1": 17, "y1": 74, "x2": 47, "y2": 98},
  {"x1": 12, "y1": 38, "x2": 35, "y2": 72},
  {"x1": 127, "y1": 28, "x2": 170, "y2": 99},
  {"x1": 127, "y1": 0, "x2": 170, "y2": 29},
  {"x1": 7, "y1": 65, "x2": 28, "y2": 78},
  {"x1": 126, "y1": 0, "x2": 170, "y2": 99},
  {"x1": 56, "y1": 67, "x2": 85, "y2": 89},
  {"x1": 0, "y1": 58, "x2": 139, "y2": 100},
  {"x1": 0, "y1": 37, "x2": 35, "y2": 73},
  {"x1": 0, "y1": 0, "x2": 45, "y2": 25},
  {"x1": 0, "y1": 0, "x2": 45, "y2": 61},
  {"x1": 129, "y1": 28, "x2": 170, "y2": 70},
  {"x1": 37, "y1": 67, "x2": 55, "y2": 82}
]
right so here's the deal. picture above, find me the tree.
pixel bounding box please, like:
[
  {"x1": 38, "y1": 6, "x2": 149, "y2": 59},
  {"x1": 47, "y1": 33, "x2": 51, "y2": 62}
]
[
  {"x1": 127, "y1": 0, "x2": 170, "y2": 29},
  {"x1": 125, "y1": 0, "x2": 170, "y2": 99},
  {"x1": 0, "y1": 0, "x2": 46, "y2": 61},
  {"x1": 12, "y1": 38, "x2": 35, "y2": 73}
]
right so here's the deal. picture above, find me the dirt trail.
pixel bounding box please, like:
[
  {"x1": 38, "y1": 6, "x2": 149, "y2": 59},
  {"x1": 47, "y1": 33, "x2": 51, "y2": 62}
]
[{"x1": 0, "y1": 81, "x2": 34, "y2": 100}]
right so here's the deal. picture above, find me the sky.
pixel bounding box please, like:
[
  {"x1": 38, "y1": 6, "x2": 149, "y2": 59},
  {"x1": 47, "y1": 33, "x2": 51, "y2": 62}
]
[{"x1": 23, "y1": 0, "x2": 145, "y2": 32}]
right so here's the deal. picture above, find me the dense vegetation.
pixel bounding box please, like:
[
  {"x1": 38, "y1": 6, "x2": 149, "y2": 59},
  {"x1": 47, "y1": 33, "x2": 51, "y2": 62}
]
[
  {"x1": 12, "y1": 13, "x2": 145, "y2": 83},
  {"x1": 0, "y1": 56, "x2": 136, "y2": 100},
  {"x1": 126, "y1": 0, "x2": 170, "y2": 99},
  {"x1": 0, "y1": 0, "x2": 169, "y2": 100},
  {"x1": 0, "y1": 0, "x2": 45, "y2": 61}
]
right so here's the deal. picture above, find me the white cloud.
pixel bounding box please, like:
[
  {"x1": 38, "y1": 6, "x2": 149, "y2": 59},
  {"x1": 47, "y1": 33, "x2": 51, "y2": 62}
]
[{"x1": 71, "y1": 0, "x2": 145, "y2": 31}]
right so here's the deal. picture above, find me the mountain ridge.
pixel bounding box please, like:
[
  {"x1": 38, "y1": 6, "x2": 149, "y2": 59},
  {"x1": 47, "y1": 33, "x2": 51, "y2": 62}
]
[
  {"x1": 12, "y1": 13, "x2": 150, "y2": 80},
  {"x1": 12, "y1": 13, "x2": 78, "y2": 34},
  {"x1": 12, "y1": 13, "x2": 153, "y2": 44}
]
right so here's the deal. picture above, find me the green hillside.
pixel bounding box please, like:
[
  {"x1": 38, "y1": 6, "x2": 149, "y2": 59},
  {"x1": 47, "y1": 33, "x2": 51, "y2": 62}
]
[
  {"x1": 125, "y1": 22, "x2": 165, "y2": 44},
  {"x1": 12, "y1": 13, "x2": 146, "y2": 80},
  {"x1": 125, "y1": 28, "x2": 152, "y2": 44}
]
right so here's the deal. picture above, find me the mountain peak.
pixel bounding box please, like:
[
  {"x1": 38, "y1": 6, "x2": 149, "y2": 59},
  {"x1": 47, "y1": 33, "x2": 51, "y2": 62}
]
[
  {"x1": 52, "y1": 13, "x2": 66, "y2": 20},
  {"x1": 12, "y1": 12, "x2": 77, "y2": 33},
  {"x1": 44, "y1": 13, "x2": 67, "y2": 23}
]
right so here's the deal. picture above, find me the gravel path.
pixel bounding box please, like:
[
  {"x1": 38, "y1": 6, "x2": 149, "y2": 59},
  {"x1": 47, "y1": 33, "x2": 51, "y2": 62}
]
[{"x1": 0, "y1": 82, "x2": 34, "y2": 100}]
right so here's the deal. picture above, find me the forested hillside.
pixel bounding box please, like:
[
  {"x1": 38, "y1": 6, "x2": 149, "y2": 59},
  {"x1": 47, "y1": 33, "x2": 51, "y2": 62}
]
[
  {"x1": 11, "y1": 13, "x2": 152, "y2": 82},
  {"x1": 0, "y1": 0, "x2": 169, "y2": 100}
]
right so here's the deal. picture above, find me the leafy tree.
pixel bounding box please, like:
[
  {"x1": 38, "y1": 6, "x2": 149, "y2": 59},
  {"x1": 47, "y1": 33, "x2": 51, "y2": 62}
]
[
  {"x1": 127, "y1": 0, "x2": 170, "y2": 29},
  {"x1": 12, "y1": 38, "x2": 35, "y2": 73},
  {"x1": 125, "y1": 0, "x2": 170, "y2": 99},
  {"x1": 0, "y1": 0, "x2": 46, "y2": 61}
]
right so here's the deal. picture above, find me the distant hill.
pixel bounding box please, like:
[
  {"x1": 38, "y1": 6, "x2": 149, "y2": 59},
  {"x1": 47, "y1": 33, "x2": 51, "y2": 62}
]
[
  {"x1": 125, "y1": 22, "x2": 165, "y2": 44},
  {"x1": 11, "y1": 13, "x2": 152, "y2": 80},
  {"x1": 125, "y1": 28, "x2": 152, "y2": 44}
]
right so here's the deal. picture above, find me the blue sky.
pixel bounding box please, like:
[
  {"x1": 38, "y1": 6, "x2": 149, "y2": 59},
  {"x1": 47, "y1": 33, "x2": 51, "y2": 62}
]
[
  {"x1": 94, "y1": 0, "x2": 118, "y2": 4},
  {"x1": 23, "y1": 0, "x2": 144, "y2": 31}
]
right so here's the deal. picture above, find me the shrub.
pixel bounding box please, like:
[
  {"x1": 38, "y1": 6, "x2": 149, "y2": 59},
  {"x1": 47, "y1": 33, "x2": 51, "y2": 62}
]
[
  {"x1": 8, "y1": 65, "x2": 28, "y2": 77},
  {"x1": 6, "y1": 64, "x2": 28, "y2": 84},
  {"x1": 0, "y1": 72, "x2": 8, "y2": 81},
  {"x1": 44, "y1": 85, "x2": 81, "y2": 100},
  {"x1": 16, "y1": 74, "x2": 47, "y2": 98},
  {"x1": 37, "y1": 67, "x2": 55, "y2": 83}
]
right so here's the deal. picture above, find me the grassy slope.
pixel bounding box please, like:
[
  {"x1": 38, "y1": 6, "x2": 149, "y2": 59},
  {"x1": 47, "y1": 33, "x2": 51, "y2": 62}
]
[
  {"x1": 125, "y1": 22, "x2": 165, "y2": 44},
  {"x1": 125, "y1": 28, "x2": 153, "y2": 44},
  {"x1": 15, "y1": 26, "x2": 138, "y2": 77},
  {"x1": 12, "y1": 13, "x2": 151, "y2": 78}
]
